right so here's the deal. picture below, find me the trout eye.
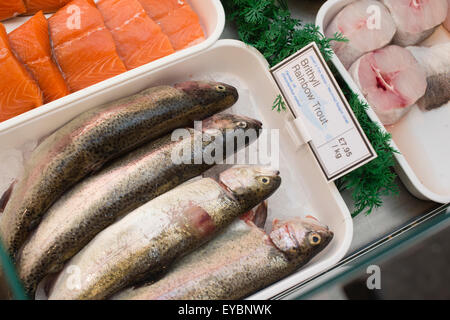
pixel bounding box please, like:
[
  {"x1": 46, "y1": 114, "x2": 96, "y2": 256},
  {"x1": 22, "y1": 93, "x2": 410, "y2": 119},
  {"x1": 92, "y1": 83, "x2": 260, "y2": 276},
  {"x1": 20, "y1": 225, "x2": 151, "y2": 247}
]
[
  {"x1": 308, "y1": 233, "x2": 321, "y2": 246},
  {"x1": 236, "y1": 121, "x2": 247, "y2": 128},
  {"x1": 215, "y1": 85, "x2": 226, "y2": 92},
  {"x1": 258, "y1": 177, "x2": 270, "y2": 185}
]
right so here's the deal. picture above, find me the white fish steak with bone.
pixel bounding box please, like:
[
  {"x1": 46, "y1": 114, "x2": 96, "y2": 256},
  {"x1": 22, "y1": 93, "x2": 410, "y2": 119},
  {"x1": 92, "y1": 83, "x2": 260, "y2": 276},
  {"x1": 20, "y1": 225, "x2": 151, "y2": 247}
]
[
  {"x1": 381, "y1": 0, "x2": 448, "y2": 46},
  {"x1": 349, "y1": 45, "x2": 427, "y2": 125},
  {"x1": 325, "y1": 0, "x2": 396, "y2": 69}
]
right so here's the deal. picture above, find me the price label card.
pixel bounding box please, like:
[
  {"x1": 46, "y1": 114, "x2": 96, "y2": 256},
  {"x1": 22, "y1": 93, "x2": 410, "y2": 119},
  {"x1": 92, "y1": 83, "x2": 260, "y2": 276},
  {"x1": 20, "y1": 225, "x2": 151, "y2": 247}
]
[{"x1": 270, "y1": 42, "x2": 377, "y2": 181}]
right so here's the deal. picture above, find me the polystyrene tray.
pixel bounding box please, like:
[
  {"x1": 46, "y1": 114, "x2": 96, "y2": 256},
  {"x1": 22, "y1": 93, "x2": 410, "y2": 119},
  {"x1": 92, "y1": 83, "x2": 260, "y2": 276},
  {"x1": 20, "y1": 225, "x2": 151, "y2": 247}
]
[
  {"x1": 0, "y1": 40, "x2": 353, "y2": 300},
  {"x1": 317, "y1": 0, "x2": 450, "y2": 203},
  {"x1": 0, "y1": 0, "x2": 225, "y2": 132}
]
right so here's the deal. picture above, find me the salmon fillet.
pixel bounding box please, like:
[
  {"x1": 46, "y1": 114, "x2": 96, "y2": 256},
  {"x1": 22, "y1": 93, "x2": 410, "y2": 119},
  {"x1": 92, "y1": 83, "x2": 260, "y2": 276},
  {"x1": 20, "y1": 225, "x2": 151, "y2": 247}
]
[
  {"x1": 139, "y1": 0, "x2": 205, "y2": 51},
  {"x1": 48, "y1": 0, "x2": 126, "y2": 92},
  {"x1": 97, "y1": 0, "x2": 174, "y2": 70},
  {"x1": 9, "y1": 11, "x2": 70, "y2": 103},
  {"x1": 137, "y1": 0, "x2": 182, "y2": 20},
  {"x1": 24, "y1": 1, "x2": 71, "y2": 14},
  {"x1": 0, "y1": 0, "x2": 26, "y2": 21},
  {"x1": 0, "y1": 23, "x2": 43, "y2": 122},
  {"x1": 23, "y1": 0, "x2": 96, "y2": 14},
  {"x1": 158, "y1": 4, "x2": 205, "y2": 50}
]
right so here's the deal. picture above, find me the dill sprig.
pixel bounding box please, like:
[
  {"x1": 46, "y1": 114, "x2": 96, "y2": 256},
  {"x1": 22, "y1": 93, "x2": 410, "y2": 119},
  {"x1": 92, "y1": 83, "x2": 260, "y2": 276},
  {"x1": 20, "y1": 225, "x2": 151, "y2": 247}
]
[
  {"x1": 272, "y1": 94, "x2": 287, "y2": 112},
  {"x1": 224, "y1": 0, "x2": 346, "y2": 65},
  {"x1": 335, "y1": 82, "x2": 399, "y2": 217},
  {"x1": 223, "y1": 0, "x2": 399, "y2": 216}
]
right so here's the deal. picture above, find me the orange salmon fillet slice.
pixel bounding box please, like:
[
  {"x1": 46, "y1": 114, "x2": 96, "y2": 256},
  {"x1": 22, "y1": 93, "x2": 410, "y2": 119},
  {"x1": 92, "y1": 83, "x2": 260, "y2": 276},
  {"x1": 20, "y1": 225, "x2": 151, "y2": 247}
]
[
  {"x1": 0, "y1": 23, "x2": 43, "y2": 122},
  {"x1": 24, "y1": 1, "x2": 71, "y2": 14},
  {"x1": 0, "y1": 0, "x2": 26, "y2": 21},
  {"x1": 49, "y1": 0, "x2": 126, "y2": 92},
  {"x1": 141, "y1": 1, "x2": 205, "y2": 51},
  {"x1": 137, "y1": 0, "x2": 183, "y2": 20},
  {"x1": 97, "y1": 0, "x2": 174, "y2": 70},
  {"x1": 157, "y1": 4, "x2": 205, "y2": 50},
  {"x1": 9, "y1": 11, "x2": 70, "y2": 103},
  {"x1": 24, "y1": 0, "x2": 95, "y2": 15}
]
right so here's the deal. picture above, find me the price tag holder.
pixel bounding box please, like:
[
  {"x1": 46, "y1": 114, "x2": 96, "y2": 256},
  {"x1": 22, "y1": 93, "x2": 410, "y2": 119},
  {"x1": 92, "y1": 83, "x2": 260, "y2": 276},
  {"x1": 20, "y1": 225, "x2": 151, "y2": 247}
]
[{"x1": 270, "y1": 42, "x2": 377, "y2": 182}]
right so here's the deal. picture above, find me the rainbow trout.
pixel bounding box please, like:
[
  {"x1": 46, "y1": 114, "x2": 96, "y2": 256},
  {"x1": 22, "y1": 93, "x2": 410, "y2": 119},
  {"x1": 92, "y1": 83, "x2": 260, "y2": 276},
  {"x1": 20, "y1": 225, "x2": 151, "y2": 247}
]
[
  {"x1": 0, "y1": 81, "x2": 238, "y2": 258},
  {"x1": 113, "y1": 216, "x2": 333, "y2": 300},
  {"x1": 17, "y1": 114, "x2": 262, "y2": 296},
  {"x1": 46, "y1": 166, "x2": 281, "y2": 300}
]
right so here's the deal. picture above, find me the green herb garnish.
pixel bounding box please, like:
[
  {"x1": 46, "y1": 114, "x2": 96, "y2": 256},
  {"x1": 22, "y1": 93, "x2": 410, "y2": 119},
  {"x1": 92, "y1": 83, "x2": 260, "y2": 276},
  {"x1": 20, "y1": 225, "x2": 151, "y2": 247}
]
[
  {"x1": 335, "y1": 84, "x2": 399, "y2": 217},
  {"x1": 272, "y1": 94, "x2": 287, "y2": 112},
  {"x1": 224, "y1": 1, "x2": 346, "y2": 66},
  {"x1": 223, "y1": 0, "x2": 398, "y2": 216}
]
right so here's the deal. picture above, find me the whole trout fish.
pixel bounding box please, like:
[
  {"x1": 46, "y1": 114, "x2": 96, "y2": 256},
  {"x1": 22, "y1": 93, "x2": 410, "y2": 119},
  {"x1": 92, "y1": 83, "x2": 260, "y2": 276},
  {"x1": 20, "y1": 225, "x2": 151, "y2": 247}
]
[
  {"x1": 113, "y1": 216, "x2": 333, "y2": 300},
  {"x1": 46, "y1": 166, "x2": 281, "y2": 300},
  {"x1": 17, "y1": 114, "x2": 262, "y2": 296},
  {"x1": 0, "y1": 81, "x2": 238, "y2": 257}
]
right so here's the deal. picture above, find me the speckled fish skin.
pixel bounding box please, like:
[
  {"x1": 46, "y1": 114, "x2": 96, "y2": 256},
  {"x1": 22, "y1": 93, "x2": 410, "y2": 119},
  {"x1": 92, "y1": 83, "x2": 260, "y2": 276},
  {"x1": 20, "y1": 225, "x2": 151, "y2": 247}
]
[
  {"x1": 17, "y1": 113, "x2": 262, "y2": 296},
  {"x1": 112, "y1": 216, "x2": 333, "y2": 300},
  {"x1": 0, "y1": 81, "x2": 238, "y2": 259},
  {"x1": 46, "y1": 166, "x2": 281, "y2": 300}
]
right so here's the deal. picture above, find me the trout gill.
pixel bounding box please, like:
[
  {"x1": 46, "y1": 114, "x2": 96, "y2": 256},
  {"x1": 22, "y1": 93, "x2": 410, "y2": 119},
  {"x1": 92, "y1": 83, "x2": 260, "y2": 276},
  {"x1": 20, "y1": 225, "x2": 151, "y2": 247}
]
[
  {"x1": 0, "y1": 81, "x2": 238, "y2": 258},
  {"x1": 46, "y1": 166, "x2": 281, "y2": 300}
]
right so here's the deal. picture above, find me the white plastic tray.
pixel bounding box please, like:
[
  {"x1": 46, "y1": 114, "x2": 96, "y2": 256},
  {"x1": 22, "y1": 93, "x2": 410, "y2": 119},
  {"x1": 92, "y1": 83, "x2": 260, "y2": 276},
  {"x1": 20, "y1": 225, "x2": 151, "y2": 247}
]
[
  {"x1": 0, "y1": 40, "x2": 353, "y2": 300},
  {"x1": 317, "y1": 0, "x2": 450, "y2": 203},
  {"x1": 0, "y1": 0, "x2": 225, "y2": 132}
]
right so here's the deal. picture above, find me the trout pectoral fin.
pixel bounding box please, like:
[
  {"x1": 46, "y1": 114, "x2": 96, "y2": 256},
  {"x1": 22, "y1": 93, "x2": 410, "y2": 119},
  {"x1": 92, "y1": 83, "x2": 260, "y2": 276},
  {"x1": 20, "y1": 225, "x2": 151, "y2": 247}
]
[
  {"x1": 240, "y1": 201, "x2": 268, "y2": 229},
  {"x1": 254, "y1": 201, "x2": 268, "y2": 229}
]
